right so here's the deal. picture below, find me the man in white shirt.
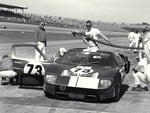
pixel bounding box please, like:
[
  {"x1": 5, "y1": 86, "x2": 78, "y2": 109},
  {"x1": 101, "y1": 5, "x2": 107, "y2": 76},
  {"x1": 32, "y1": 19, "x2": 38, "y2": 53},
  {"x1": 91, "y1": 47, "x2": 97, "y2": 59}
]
[
  {"x1": 73, "y1": 20, "x2": 110, "y2": 52},
  {"x1": 143, "y1": 27, "x2": 150, "y2": 91},
  {"x1": 128, "y1": 30, "x2": 135, "y2": 50},
  {"x1": 143, "y1": 27, "x2": 150, "y2": 63},
  {"x1": 132, "y1": 52, "x2": 148, "y2": 91}
]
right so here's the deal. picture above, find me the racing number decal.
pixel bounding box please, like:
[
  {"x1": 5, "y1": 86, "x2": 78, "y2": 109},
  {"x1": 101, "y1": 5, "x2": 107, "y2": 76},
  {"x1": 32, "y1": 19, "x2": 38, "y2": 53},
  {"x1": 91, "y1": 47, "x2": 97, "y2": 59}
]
[
  {"x1": 70, "y1": 66, "x2": 94, "y2": 75},
  {"x1": 35, "y1": 65, "x2": 42, "y2": 75},
  {"x1": 74, "y1": 68, "x2": 91, "y2": 73},
  {"x1": 27, "y1": 64, "x2": 42, "y2": 75},
  {"x1": 26, "y1": 64, "x2": 33, "y2": 74},
  {"x1": 24, "y1": 62, "x2": 45, "y2": 75}
]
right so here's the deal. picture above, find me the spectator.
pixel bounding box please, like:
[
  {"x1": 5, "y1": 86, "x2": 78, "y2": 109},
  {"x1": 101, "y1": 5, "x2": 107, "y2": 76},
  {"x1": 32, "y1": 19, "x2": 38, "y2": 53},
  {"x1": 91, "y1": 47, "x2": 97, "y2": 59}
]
[
  {"x1": 0, "y1": 55, "x2": 17, "y2": 85},
  {"x1": 133, "y1": 30, "x2": 141, "y2": 53},
  {"x1": 128, "y1": 30, "x2": 135, "y2": 50},
  {"x1": 138, "y1": 31, "x2": 144, "y2": 60},
  {"x1": 35, "y1": 22, "x2": 47, "y2": 61}
]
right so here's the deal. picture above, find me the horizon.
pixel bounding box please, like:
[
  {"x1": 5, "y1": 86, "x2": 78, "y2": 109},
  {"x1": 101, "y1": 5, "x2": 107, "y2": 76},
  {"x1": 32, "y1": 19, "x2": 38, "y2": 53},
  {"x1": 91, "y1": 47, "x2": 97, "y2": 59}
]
[{"x1": 0, "y1": 0, "x2": 150, "y2": 24}]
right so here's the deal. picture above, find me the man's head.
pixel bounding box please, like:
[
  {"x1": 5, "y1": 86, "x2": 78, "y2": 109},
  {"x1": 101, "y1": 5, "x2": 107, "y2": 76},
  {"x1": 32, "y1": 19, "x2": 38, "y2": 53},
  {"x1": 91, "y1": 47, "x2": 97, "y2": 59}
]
[
  {"x1": 86, "y1": 20, "x2": 92, "y2": 31},
  {"x1": 143, "y1": 27, "x2": 150, "y2": 33},
  {"x1": 135, "y1": 30, "x2": 139, "y2": 33},
  {"x1": 59, "y1": 47, "x2": 67, "y2": 57},
  {"x1": 39, "y1": 22, "x2": 46, "y2": 29},
  {"x1": 2, "y1": 55, "x2": 9, "y2": 59}
]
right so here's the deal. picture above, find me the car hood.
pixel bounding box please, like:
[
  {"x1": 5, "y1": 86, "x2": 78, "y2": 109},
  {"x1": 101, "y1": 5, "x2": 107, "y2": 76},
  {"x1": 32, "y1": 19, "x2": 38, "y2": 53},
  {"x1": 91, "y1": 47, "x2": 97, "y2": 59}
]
[
  {"x1": 45, "y1": 63, "x2": 119, "y2": 89},
  {"x1": 46, "y1": 63, "x2": 118, "y2": 78}
]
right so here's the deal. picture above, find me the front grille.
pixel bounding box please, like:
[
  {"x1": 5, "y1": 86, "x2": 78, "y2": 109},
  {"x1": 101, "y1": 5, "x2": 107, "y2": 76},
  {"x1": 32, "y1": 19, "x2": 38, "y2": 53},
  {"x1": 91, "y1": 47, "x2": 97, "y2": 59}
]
[{"x1": 55, "y1": 85, "x2": 98, "y2": 101}]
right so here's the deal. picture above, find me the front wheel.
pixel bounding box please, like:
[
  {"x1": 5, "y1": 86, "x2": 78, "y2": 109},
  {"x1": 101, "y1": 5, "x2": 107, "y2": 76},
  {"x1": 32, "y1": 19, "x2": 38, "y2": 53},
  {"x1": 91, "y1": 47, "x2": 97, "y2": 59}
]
[{"x1": 113, "y1": 81, "x2": 121, "y2": 102}]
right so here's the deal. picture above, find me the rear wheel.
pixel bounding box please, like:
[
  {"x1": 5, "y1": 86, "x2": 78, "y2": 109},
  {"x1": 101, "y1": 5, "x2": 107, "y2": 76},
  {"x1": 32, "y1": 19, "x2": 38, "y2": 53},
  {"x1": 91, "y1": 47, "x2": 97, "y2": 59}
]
[{"x1": 9, "y1": 75, "x2": 19, "y2": 85}]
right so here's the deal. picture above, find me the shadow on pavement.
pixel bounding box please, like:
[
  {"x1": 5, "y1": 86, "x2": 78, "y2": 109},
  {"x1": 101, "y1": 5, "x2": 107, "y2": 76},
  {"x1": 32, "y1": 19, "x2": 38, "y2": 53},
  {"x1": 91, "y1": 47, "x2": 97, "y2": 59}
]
[
  {"x1": 19, "y1": 85, "x2": 43, "y2": 90},
  {"x1": 101, "y1": 84, "x2": 129, "y2": 103}
]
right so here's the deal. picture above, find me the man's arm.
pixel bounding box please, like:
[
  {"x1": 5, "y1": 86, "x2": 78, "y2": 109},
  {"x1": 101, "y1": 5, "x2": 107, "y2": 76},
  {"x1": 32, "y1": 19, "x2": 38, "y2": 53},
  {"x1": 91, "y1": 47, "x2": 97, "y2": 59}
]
[{"x1": 98, "y1": 32, "x2": 110, "y2": 43}]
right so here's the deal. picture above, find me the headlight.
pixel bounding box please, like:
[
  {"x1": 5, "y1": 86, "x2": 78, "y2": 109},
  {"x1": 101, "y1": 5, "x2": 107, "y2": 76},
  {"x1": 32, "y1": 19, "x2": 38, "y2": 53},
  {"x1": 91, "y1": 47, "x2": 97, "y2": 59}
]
[
  {"x1": 45, "y1": 75, "x2": 57, "y2": 84},
  {"x1": 91, "y1": 72, "x2": 99, "y2": 78},
  {"x1": 61, "y1": 70, "x2": 70, "y2": 76},
  {"x1": 99, "y1": 79, "x2": 112, "y2": 89}
]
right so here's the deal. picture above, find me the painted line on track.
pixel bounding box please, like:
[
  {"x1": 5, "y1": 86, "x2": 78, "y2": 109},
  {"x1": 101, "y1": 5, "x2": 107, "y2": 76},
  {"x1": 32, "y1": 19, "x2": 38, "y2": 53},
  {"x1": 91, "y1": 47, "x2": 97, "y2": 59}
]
[{"x1": 0, "y1": 103, "x2": 112, "y2": 113}]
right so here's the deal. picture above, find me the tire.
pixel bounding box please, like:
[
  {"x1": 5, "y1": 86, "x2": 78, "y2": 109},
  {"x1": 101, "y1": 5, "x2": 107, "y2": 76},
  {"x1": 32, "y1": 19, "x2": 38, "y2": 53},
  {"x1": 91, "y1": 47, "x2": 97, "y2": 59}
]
[
  {"x1": 44, "y1": 91, "x2": 49, "y2": 97},
  {"x1": 44, "y1": 91, "x2": 55, "y2": 98},
  {"x1": 113, "y1": 81, "x2": 121, "y2": 102},
  {"x1": 112, "y1": 75, "x2": 121, "y2": 102},
  {"x1": 9, "y1": 76, "x2": 19, "y2": 85}
]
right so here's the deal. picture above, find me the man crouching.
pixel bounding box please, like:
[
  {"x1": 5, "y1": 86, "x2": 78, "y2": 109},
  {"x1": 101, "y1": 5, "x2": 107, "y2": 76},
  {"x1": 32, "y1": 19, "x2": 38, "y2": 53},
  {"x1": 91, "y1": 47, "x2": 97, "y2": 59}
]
[{"x1": 0, "y1": 55, "x2": 17, "y2": 85}]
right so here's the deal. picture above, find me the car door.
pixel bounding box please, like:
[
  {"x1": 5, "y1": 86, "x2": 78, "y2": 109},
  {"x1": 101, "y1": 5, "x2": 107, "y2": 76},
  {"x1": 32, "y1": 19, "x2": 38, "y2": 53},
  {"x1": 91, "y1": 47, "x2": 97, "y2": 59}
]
[{"x1": 11, "y1": 44, "x2": 48, "y2": 86}]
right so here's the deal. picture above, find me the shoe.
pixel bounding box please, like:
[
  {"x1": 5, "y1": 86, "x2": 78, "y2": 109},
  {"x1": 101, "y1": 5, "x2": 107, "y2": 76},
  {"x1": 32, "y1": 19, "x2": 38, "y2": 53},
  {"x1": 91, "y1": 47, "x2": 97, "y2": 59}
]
[{"x1": 131, "y1": 85, "x2": 146, "y2": 91}]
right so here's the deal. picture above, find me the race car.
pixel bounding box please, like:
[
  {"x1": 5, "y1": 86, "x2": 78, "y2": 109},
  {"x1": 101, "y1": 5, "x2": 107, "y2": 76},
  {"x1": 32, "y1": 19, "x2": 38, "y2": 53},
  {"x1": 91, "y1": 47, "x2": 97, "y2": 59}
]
[
  {"x1": 43, "y1": 48, "x2": 130, "y2": 102},
  {"x1": 11, "y1": 43, "x2": 50, "y2": 86}
]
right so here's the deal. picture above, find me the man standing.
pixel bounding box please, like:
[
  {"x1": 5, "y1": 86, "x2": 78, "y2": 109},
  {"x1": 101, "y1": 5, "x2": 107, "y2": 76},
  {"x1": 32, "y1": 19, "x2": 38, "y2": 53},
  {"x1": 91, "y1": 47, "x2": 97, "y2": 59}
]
[
  {"x1": 143, "y1": 27, "x2": 150, "y2": 91},
  {"x1": 143, "y1": 27, "x2": 150, "y2": 62},
  {"x1": 133, "y1": 30, "x2": 141, "y2": 53},
  {"x1": 35, "y1": 22, "x2": 47, "y2": 61},
  {"x1": 73, "y1": 20, "x2": 110, "y2": 52},
  {"x1": 128, "y1": 30, "x2": 135, "y2": 50}
]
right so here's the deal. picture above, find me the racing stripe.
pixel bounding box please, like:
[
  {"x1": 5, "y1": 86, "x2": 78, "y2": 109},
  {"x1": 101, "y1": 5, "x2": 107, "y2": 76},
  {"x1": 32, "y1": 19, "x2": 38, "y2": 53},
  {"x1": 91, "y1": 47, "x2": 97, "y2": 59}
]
[
  {"x1": 76, "y1": 77, "x2": 99, "y2": 89},
  {"x1": 68, "y1": 76, "x2": 78, "y2": 87}
]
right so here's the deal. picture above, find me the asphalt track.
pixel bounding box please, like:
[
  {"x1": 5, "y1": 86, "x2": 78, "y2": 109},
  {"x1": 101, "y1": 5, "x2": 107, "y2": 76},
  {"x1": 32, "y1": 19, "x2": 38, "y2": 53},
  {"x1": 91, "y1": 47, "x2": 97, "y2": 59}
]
[
  {"x1": 0, "y1": 39, "x2": 150, "y2": 113},
  {"x1": 0, "y1": 25, "x2": 150, "y2": 113}
]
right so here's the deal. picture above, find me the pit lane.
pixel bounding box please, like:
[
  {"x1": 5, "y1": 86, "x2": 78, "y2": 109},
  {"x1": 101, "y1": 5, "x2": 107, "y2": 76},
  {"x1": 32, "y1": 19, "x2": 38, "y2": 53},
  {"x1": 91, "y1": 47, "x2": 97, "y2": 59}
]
[{"x1": 0, "y1": 39, "x2": 150, "y2": 113}]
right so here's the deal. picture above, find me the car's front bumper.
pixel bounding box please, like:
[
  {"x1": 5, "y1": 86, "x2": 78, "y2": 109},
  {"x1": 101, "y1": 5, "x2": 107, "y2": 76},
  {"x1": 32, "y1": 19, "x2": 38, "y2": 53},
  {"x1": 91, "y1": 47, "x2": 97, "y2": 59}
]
[{"x1": 44, "y1": 83, "x2": 116, "y2": 102}]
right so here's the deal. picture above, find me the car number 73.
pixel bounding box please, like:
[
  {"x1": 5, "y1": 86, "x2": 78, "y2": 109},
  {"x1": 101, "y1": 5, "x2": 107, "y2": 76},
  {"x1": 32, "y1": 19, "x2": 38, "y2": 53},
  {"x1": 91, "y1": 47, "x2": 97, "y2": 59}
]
[{"x1": 24, "y1": 62, "x2": 45, "y2": 76}]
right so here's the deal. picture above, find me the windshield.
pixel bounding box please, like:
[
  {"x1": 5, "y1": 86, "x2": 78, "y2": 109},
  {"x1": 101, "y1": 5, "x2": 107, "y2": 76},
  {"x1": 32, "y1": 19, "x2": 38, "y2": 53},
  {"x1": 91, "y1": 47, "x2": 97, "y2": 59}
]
[{"x1": 56, "y1": 50, "x2": 117, "y2": 67}]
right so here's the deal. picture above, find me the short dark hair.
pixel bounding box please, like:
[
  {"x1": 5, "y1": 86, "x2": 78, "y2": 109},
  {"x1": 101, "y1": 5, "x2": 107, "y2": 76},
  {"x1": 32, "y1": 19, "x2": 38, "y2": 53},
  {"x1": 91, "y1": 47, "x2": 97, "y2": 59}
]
[
  {"x1": 86, "y1": 20, "x2": 92, "y2": 25},
  {"x1": 40, "y1": 22, "x2": 45, "y2": 26},
  {"x1": 143, "y1": 27, "x2": 149, "y2": 33},
  {"x1": 2, "y1": 55, "x2": 9, "y2": 59}
]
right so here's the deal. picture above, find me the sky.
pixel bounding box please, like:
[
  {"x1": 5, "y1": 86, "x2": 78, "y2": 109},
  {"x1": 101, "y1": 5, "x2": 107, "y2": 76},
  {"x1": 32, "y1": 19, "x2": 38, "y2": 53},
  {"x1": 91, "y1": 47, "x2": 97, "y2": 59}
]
[{"x1": 0, "y1": 0, "x2": 150, "y2": 24}]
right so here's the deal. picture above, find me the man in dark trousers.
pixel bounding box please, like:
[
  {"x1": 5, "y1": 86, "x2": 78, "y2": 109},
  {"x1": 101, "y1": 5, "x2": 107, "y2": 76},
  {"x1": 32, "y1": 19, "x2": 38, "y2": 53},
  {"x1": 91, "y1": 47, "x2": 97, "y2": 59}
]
[{"x1": 35, "y1": 22, "x2": 47, "y2": 61}]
